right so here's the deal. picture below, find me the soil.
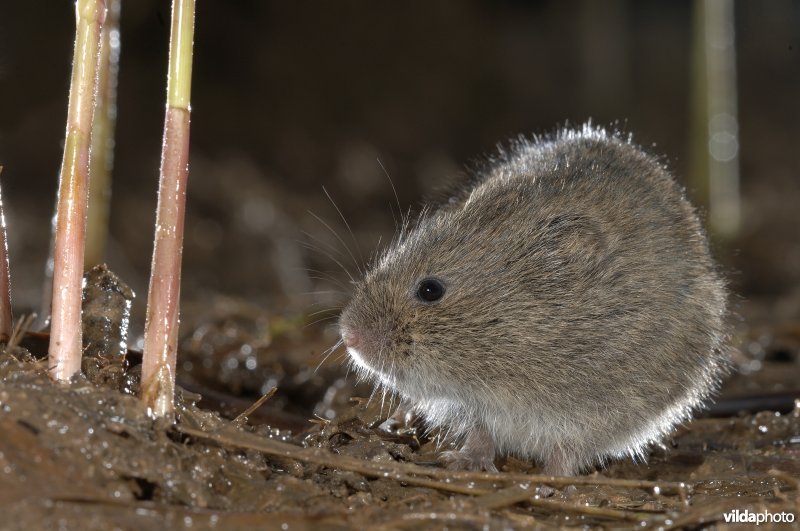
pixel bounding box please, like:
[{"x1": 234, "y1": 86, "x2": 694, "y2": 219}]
[{"x1": 0, "y1": 273, "x2": 798, "y2": 530}]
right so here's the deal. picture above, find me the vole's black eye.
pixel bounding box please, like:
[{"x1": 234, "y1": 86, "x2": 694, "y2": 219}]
[{"x1": 416, "y1": 278, "x2": 445, "y2": 303}]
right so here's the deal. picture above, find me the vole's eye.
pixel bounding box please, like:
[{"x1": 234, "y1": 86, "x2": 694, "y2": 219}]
[{"x1": 416, "y1": 278, "x2": 445, "y2": 302}]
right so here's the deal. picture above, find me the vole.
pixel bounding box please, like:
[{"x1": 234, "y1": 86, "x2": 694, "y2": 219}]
[{"x1": 338, "y1": 124, "x2": 728, "y2": 475}]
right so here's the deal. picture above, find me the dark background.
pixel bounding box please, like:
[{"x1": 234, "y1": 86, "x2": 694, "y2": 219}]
[{"x1": 1, "y1": 1, "x2": 798, "y2": 328}]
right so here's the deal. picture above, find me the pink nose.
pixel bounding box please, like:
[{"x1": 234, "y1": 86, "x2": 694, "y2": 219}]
[{"x1": 342, "y1": 329, "x2": 360, "y2": 349}]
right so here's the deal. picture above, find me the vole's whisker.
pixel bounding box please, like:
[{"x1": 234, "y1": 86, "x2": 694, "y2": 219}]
[
  {"x1": 303, "y1": 315, "x2": 339, "y2": 329},
  {"x1": 297, "y1": 241, "x2": 356, "y2": 283},
  {"x1": 299, "y1": 230, "x2": 347, "y2": 259},
  {"x1": 304, "y1": 302, "x2": 343, "y2": 314},
  {"x1": 322, "y1": 186, "x2": 365, "y2": 272},
  {"x1": 299, "y1": 290, "x2": 345, "y2": 299},
  {"x1": 306, "y1": 307, "x2": 339, "y2": 318},
  {"x1": 314, "y1": 338, "x2": 344, "y2": 374},
  {"x1": 301, "y1": 270, "x2": 349, "y2": 291},
  {"x1": 308, "y1": 210, "x2": 363, "y2": 278},
  {"x1": 377, "y1": 157, "x2": 403, "y2": 232},
  {"x1": 368, "y1": 235, "x2": 383, "y2": 268}
]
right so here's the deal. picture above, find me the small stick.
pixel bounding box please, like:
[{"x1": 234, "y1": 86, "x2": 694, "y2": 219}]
[
  {"x1": 470, "y1": 485, "x2": 543, "y2": 510},
  {"x1": 383, "y1": 486, "x2": 648, "y2": 527},
  {"x1": 48, "y1": 0, "x2": 107, "y2": 381},
  {"x1": 8, "y1": 314, "x2": 37, "y2": 350},
  {"x1": 0, "y1": 168, "x2": 12, "y2": 340},
  {"x1": 140, "y1": 0, "x2": 196, "y2": 418},
  {"x1": 526, "y1": 497, "x2": 644, "y2": 522},
  {"x1": 376, "y1": 512, "x2": 495, "y2": 530},
  {"x1": 85, "y1": 0, "x2": 121, "y2": 268},
  {"x1": 232, "y1": 387, "x2": 277, "y2": 426},
  {"x1": 410, "y1": 468, "x2": 689, "y2": 495},
  {"x1": 177, "y1": 424, "x2": 692, "y2": 497}
]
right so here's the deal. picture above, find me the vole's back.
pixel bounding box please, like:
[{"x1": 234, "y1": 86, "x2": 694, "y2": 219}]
[{"x1": 458, "y1": 130, "x2": 727, "y2": 466}]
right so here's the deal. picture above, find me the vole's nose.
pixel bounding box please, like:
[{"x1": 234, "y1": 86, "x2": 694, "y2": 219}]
[{"x1": 342, "y1": 328, "x2": 361, "y2": 349}]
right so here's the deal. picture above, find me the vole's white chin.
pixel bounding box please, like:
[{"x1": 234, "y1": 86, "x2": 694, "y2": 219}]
[
  {"x1": 346, "y1": 346, "x2": 374, "y2": 374},
  {"x1": 347, "y1": 346, "x2": 397, "y2": 389}
]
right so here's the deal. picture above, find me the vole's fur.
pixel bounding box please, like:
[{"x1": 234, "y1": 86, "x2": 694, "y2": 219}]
[{"x1": 339, "y1": 124, "x2": 728, "y2": 475}]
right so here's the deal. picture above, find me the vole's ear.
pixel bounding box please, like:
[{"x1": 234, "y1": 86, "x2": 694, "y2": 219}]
[{"x1": 542, "y1": 214, "x2": 608, "y2": 263}]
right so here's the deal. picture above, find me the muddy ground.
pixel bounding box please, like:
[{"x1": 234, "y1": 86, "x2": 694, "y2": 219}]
[{"x1": 0, "y1": 285, "x2": 798, "y2": 530}]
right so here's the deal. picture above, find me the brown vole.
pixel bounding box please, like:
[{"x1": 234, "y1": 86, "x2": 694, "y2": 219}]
[{"x1": 338, "y1": 124, "x2": 728, "y2": 475}]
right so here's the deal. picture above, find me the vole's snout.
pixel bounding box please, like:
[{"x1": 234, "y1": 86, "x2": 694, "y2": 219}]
[{"x1": 341, "y1": 327, "x2": 361, "y2": 349}]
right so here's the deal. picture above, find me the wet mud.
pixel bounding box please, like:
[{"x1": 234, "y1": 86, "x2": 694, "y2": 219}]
[{"x1": 0, "y1": 270, "x2": 798, "y2": 530}]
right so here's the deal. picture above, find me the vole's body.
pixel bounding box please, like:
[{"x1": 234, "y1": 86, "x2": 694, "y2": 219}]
[{"x1": 339, "y1": 125, "x2": 727, "y2": 475}]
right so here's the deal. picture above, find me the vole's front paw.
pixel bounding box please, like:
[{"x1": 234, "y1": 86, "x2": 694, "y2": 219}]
[
  {"x1": 439, "y1": 449, "x2": 498, "y2": 472},
  {"x1": 440, "y1": 427, "x2": 498, "y2": 472},
  {"x1": 378, "y1": 402, "x2": 417, "y2": 434},
  {"x1": 378, "y1": 416, "x2": 403, "y2": 433}
]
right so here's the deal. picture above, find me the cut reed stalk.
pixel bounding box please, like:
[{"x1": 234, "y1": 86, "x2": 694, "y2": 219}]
[
  {"x1": 140, "y1": 0, "x2": 196, "y2": 418},
  {"x1": 48, "y1": 0, "x2": 107, "y2": 381}
]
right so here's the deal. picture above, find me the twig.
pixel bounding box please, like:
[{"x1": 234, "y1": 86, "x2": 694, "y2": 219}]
[
  {"x1": 48, "y1": 0, "x2": 107, "y2": 381},
  {"x1": 141, "y1": 0, "x2": 196, "y2": 418},
  {"x1": 470, "y1": 485, "x2": 543, "y2": 510},
  {"x1": 232, "y1": 387, "x2": 277, "y2": 426},
  {"x1": 393, "y1": 466, "x2": 690, "y2": 495},
  {"x1": 526, "y1": 497, "x2": 645, "y2": 522},
  {"x1": 176, "y1": 423, "x2": 694, "y2": 499},
  {"x1": 8, "y1": 314, "x2": 37, "y2": 350},
  {"x1": 179, "y1": 424, "x2": 494, "y2": 496},
  {"x1": 440, "y1": 486, "x2": 650, "y2": 523},
  {"x1": 767, "y1": 468, "x2": 799, "y2": 492},
  {"x1": 375, "y1": 512, "x2": 495, "y2": 530}
]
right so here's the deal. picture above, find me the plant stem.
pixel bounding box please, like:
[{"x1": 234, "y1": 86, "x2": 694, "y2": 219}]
[
  {"x1": 0, "y1": 168, "x2": 12, "y2": 340},
  {"x1": 690, "y1": 0, "x2": 740, "y2": 239},
  {"x1": 85, "y1": 0, "x2": 121, "y2": 268},
  {"x1": 140, "y1": 0, "x2": 195, "y2": 418},
  {"x1": 704, "y1": 0, "x2": 740, "y2": 239},
  {"x1": 48, "y1": 0, "x2": 107, "y2": 381}
]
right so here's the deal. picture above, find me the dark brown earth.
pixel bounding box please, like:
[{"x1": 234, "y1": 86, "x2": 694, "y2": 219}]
[{"x1": 0, "y1": 280, "x2": 798, "y2": 530}]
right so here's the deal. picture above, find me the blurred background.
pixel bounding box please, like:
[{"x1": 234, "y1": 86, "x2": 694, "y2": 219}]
[{"x1": 1, "y1": 0, "x2": 799, "y2": 331}]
